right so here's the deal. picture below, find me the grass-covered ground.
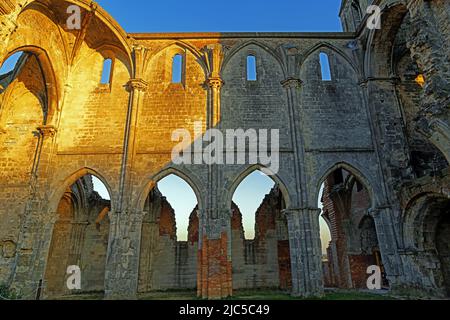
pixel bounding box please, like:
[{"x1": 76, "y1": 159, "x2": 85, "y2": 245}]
[
  {"x1": 54, "y1": 289, "x2": 395, "y2": 300},
  {"x1": 228, "y1": 289, "x2": 395, "y2": 300}
]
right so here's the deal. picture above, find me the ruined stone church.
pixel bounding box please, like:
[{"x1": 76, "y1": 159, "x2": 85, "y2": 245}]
[{"x1": 0, "y1": 0, "x2": 449, "y2": 299}]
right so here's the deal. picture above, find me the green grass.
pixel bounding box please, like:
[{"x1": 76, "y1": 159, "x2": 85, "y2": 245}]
[
  {"x1": 139, "y1": 289, "x2": 395, "y2": 300},
  {"x1": 50, "y1": 289, "x2": 396, "y2": 301},
  {"x1": 229, "y1": 289, "x2": 395, "y2": 300},
  {"x1": 139, "y1": 290, "x2": 197, "y2": 300}
]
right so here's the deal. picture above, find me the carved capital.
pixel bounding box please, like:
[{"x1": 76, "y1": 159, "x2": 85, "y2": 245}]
[
  {"x1": 281, "y1": 77, "x2": 302, "y2": 89},
  {"x1": 132, "y1": 46, "x2": 151, "y2": 78},
  {"x1": 127, "y1": 78, "x2": 148, "y2": 92},
  {"x1": 206, "y1": 77, "x2": 224, "y2": 90},
  {"x1": 37, "y1": 125, "x2": 57, "y2": 138}
]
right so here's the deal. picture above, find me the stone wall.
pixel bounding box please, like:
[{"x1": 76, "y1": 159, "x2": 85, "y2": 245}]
[{"x1": 0, "y1": 0, "x2": 448, "y2": 299}]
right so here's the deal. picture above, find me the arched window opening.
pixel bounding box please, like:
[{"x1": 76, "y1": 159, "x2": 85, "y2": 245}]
[
  {"x1": 319, "y1": 52, "x2": 332, "y2": 81},
  {"x1": 45, "y1": 174, "x2": 111, "y2": 297},
  {"x1": 0, "y1": 52, "x2": 23, "y2": 76},
  {"x1": 319, "y1": 168, "x2": 388, "y2": 289},
  {"x1": 0, "y1": 50, "x2": 46, "y2": 198},
  {"x1": 156, "y1": 174, "x2": 196, "y2": 241},
  {"x1": 233, "y1": 171, "x2": 274, "y2": 240},
  {"x1": 172, "y1": 54, "x2": 183, "y2": 83},
  {"x1": 100, "y1": 58, "x2": 113, "y2": 84},
  {"x1": 231, "y1": 170, "x2": 291, "y2": 291},
  {"x1": 0, "y1": 52, "x2": 25, "y2": 92},
  {"x1": 247, "y1": 55, "x2": 257, "y2": 81},
  {"x1": 138, "y1": 174, "x2": 198, "y2": 294}
]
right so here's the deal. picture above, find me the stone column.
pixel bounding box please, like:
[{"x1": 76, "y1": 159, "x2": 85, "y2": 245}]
[
  {"x1": 118, "y1": 78, "x2": 148, "y2": 211},
  {"x1": 363, "y1": 78, "x2": 413, "y2": 199},
  {"x1": 197, "y1": 209, "x2": 232, "y2": 299},
  {"x1": 281, "y1": 77, "x2": 307, "y2": 203},
  {"x1": 206, "y1": 77, "x2": 224, "y2": 127},
  {"x1": 369, "y1": 206, "x2": 405, "y2": 291},
  {"x1": 104, "y1": 74, "x2": 148, "y2": 299},
  {"x1": 369, "y1": 206, "x2": 409, "y2": 291},
  {"x1": 104, "y1": 210, "x2": 144, "y2": 299},
  {"x1": 10, "y1": 210, "x2": 58, "y2": 299},
  {"x1": 67, "y1": 221, "x2": 89, "y2": 266},
  {"x1": 9, "y1": 125, "x2": 58, "y2": 299},
  {"x1": 204, "y1": 43, "x2": 224, "y2": 127},
  {"x1": 197, "y1": 44, "x2": 231, "y2": 299},
  {"x1": 284, "y1": 207, "x2": 324, "y2": 297}
]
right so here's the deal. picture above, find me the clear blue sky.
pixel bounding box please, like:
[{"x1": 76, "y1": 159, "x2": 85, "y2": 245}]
[{"x1": 95, "y1": 0, "x2": 343, "y2": 33}]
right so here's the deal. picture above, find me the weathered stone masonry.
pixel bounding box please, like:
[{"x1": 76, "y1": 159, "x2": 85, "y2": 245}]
[{"x1": 0, "y1": 0, "x2": 449, "y2": 299}]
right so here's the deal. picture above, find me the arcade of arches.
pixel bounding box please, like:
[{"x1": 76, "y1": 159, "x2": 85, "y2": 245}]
[{"x1": 0, "y1": 0, "x2": 449, "y2": 299}]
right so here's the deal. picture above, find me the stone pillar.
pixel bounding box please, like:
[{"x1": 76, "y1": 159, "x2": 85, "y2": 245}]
[
  {"x1": 104, "y1": 210, "x2": 144, "y2": 299},
  {"x1": 203, "y1": 43, "x2": 224, "y2": 127},
  {"x1": 280, "y1": 45, "x2": 308, "y2": 202},
  {"x1": 67, "y1": 221, "x2": 89, "y2": 266},
  {"x1": 285, "y1": 208, "x2": 324, "y2": 297},
  {"x1": 196, "y1": 44, "x2": 231, "y2": 299},
  {"x1": 10, "y1": 210, "x2": 58, "y2": 299},
  {"x1": 363, "y1": 78, "x2": 413, "y2": 198},
  {"x1": 206, "y1": 77, "x2": 224, "y2": 127},
  {"x1": 369, "y1": 206, "x2": 403, "y2": 289},
  {"x1": 118, "y1": 78, "x2": 148, "y2": 211},
  {"x1": 9, "y1": 125, "x2": 58, "y2": 299},
  {"x1": 281, "y1": 77, "x2": 307, "y2": 202},
  {"x1": 104, "y1": 73, "x2": 148, "y2": 299},
  {"x1": 197, "y1": 209, "x2": 232, "y2": 299}
]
